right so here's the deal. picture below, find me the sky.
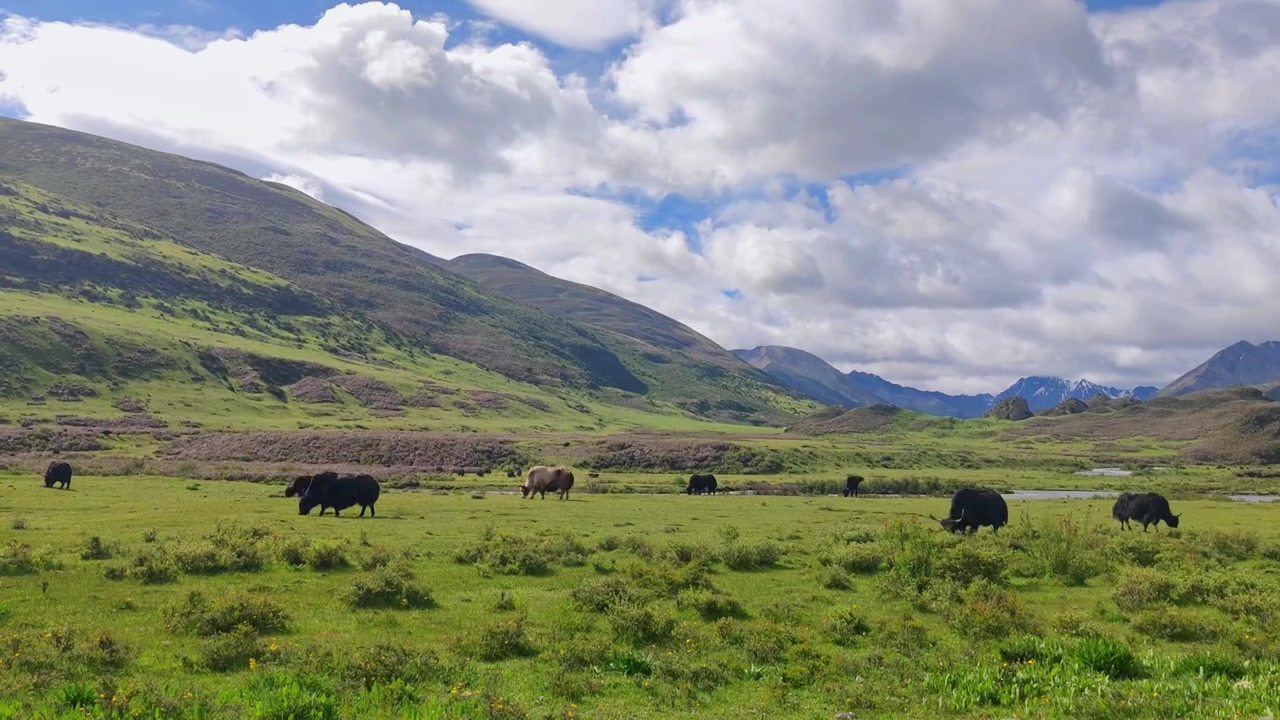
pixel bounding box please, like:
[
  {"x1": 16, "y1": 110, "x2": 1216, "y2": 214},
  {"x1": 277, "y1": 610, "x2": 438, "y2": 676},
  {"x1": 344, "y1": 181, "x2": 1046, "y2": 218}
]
[{"x1": 1, "y1": 0, "x2": 1278, "y2": 395}]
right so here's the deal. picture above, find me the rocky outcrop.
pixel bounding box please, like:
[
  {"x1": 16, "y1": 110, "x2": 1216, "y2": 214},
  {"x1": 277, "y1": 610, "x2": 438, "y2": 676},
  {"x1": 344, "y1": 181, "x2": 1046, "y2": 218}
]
[{"x1": 984, "y1": 396, "x2": 1033, "y2": 421}]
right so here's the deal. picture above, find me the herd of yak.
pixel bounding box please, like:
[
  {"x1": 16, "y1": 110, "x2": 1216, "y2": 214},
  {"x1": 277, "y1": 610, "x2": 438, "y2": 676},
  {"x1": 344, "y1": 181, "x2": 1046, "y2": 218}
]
[{"x1": 40, "y1": 461, "x2": 1183, "y2": 531}]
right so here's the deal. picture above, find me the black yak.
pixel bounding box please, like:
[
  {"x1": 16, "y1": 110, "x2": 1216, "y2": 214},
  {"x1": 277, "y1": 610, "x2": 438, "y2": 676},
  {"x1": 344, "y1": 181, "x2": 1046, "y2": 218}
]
[
  {"x1": 522, "y1": 465, "x2": 575, "y2": 500},
  {"x1": 1113, "y1": 491, "x2": 1180, "y2": 531},
  {"x1": 287, "y1": 472, "x2": 380, "y2": 517},
  {"x1": 843, "y1": 475, "x2": 864, "y2": 497},
  {"x1": 686, "y1": 473, "x2": 718, "y2": 495},
  {"x1": 43, "y1": 461, "x2": 72, "y2": 489},
  {"x1": 934, "y1": 487, "x2": 1008, "y2": 534}
]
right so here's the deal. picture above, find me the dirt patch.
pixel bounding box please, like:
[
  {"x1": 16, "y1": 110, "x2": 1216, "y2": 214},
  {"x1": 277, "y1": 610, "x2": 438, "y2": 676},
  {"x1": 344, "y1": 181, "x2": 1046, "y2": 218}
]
[
  {"x1": 162, "y1": 431, "x2": 527, "y2": 470},
  {"x1": 47, "y1": 383, "x2": 98, "y2": 401},
  {"x1": 0, "y1": 428, "x2": 107, "y2": 453},
  {"x1": 468, "y1": 391, "x2": 508, "y2": 410},
  {"x1": 329, "y1": 374, "x2": 404, "y2": 410},
  {"x1": 288, "y1": 376, "x2": 338, "y2": 404},
  {"x1": 113, "y1": 399, "x2": 147, "y2": 413}
]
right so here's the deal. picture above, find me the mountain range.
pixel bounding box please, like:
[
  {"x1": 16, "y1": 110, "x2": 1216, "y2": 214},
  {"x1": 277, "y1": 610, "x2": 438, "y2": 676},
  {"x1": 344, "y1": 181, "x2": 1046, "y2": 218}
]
[{"x1": 0, "y1": 116, "x2": 1277, "y2": 428}]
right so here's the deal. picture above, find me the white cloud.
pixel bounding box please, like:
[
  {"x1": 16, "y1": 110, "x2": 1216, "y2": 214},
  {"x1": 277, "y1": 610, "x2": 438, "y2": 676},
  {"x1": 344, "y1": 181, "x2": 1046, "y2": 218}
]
[
  {"x1": 466, "y1": 0, "x2": 657, "y2": 49},
  {"x1": 1, "y1": 0, "x2": 1280, "y2": 396}
]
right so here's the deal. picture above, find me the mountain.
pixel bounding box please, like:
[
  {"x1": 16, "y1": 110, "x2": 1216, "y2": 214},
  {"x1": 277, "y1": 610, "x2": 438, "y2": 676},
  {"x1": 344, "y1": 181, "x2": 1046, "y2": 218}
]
[
  {"x1": 1159, "y1": 340, "x2": 1280, "y2": 398},
  {"x1": 444, "y1": 254, "x2": 803, "y2": 419},
  {"x1": 0, "y1": 117, "x2": 812, "y2": 426},
  {"x1": 994, "y1": 376, "x2": 1129, "y2": 412},
  {"x1": 843, "y1": 370, "x2": 995, "y2": 418},
  {"x1": 1129, "y1": 386, "x2": 1160, "y2": 401},
  {"x1": 732, "y1": 346, "x2": 884, "y2": 409}
]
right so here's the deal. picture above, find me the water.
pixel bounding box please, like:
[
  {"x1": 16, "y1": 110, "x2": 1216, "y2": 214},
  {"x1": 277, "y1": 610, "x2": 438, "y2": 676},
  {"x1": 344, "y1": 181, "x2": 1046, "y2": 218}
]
[
  {"x1": 1073, "y1": 468, "x2": 1133, "y2": 477},
  {"x1": 1227, "y1": 494, "x2": 1280, "y2": 503},
  {"x1": 1002, "y1": 490, "x2": 1119, "y2": 500}
]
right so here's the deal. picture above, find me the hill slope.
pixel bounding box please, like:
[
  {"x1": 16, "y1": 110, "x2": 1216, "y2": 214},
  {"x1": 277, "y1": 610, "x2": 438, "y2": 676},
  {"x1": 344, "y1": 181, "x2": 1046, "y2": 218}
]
[
  {"x1": 0, "y1": 177, "x2": 754, "y2": 434},
  {"x1": 446, "y1": 254, "x2": 807, "y2": 421},
  {"x1": 1160, "y1": 340, "x2": 1280, "y2": 398},
  {"x1": 733, "y1": 346, "x2": 884, "y2": 409},
  {"x1": 0, "y1": 117, "x2": 809, "y2": 425}
]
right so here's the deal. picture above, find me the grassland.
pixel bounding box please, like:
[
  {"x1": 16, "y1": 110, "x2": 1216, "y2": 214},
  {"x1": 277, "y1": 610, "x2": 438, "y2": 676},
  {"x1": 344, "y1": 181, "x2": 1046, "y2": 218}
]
[{"x1": 0, "y1": 476, "x2": 1278, "y2": 719}]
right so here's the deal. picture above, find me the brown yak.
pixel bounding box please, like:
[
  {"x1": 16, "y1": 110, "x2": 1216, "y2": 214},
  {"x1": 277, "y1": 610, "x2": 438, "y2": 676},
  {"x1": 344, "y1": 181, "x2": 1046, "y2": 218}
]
[{"x1": 521, "y1": 465, "x2": 575, "y2": 500}]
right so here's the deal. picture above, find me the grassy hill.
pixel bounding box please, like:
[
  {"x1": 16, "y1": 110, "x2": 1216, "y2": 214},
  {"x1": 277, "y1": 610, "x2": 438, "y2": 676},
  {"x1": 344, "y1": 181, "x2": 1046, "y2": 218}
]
[
  {"x1": 0, "y1": 118, "x2": 813, "y2": 426},
  {"x1": 1160, "y1": 340, "x2": 1280, "y2": 398}
]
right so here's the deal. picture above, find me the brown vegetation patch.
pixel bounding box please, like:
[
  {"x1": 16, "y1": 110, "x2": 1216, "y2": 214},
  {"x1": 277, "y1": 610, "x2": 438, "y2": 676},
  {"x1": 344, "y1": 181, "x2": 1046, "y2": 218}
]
[
  {"x1": 162, "y1": 431, "x2": 525, "y2": 469},
  {"x1": 329, "y1": 374, "x2": 403, "y2": 410},
  {"x1": 288, "y1": 376, "x2": 338, "y2": 404},
  {"x1": 113, "y1": 399, "x2": 147, "y2": 414},
  {"x1": 55, "y1": 414, "x2": 169, "y2": 429},
  {"x1": 0, "y1": 428, "x2": 106, "y2": 453},
  {"x1": 198, "y1": 347, "x2": 339, "y2": 395},
  {"x1": 786, "y1": 404, "x2": 903, "y2": 435},
  {"x1": 581, "y1": 439, "x2": 739, "y2": 472},
  {"x1": 46, "y1": 383, "x2": 97, "y2": 401},
  {"x1": 468, "y1": 391, "x2": 508, "y2": 410},
  {"x1": 1182, "y1": 405, "x2": 1280, "y2": 465}
]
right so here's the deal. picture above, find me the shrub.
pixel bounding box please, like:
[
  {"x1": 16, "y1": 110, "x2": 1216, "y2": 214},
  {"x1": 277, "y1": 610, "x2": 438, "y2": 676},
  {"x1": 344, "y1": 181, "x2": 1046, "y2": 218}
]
[
  {"x1": 1173, "y1": 651, "x2": 1248, "y2": 679},
  {"x1": 80, "y1": 536, "x2": 118, "y2": 561},
  {"x1": 998, "y1": 635, "x2": 1066, "y2": 665},
  {"x1": 944, "y1": 579, "x2": 1036, "y2": 640},
  {"x1": 80, "y1": 630, "x2": 134, "y2": 671},
  {"x1": 1196, "y1": 529, "x2": 1260, "y2": 562},
  {"x1": 305, "y1": 539, "x2": 350, "y2": 571},
  {"x1": 453, "y1": 531, "x2": 550, "y2": 576},
  {"x1": 141, "y1": 528, "x2": 158, "y2": 543},
  {"x1": 609, "y1": 602, "x2": 676, "y2": 645},
  {"x1": 1111, "y1": 567, "x2": 1182, "y2": 612},
  {"x1": 1107, "y1": 532, "x2": 1161, "y2": 567},
  {"x1": 346, "y1": 642, "x2": 440, "y2": 690},
  {"x1": 461, "y1": 615, "x2": 535, "y2": 661},
  {"x1": 10, "y1": 517, "x2": 26, "y2": 531},
  {"x1": 675, "y1": 588, "x2": 746, "y2": 620},
  {"x1": 621, "y1": 535, "x2": 655, "y2": 560},
  {"x1": 822, "y1": 543, "x2": 884, "y2": 574},
  {"x1": 571, "y1": 576, "x2": 645, "y2": 613},
  {"x1": 128, "y1": 548, "x2": 178, "y2": 584},
  {"x1": 1069, "y1": 636, "x2": 1144, "y2": 679},
  {"x1": 667, "y1": 540, "x2": 710, "y2": 566},
  {"x1": 719, "y1": 541, "x2": 783, "y2": 570},
  {"x1": 936, "y1": 542, "x2": 1006, "y2": 587},
  {"x1": 491, "y1": 590, "x2": 517, "y2": 612},
  {"x1": 597, "y1": 535, "x2": 622, "y2": 552},
  {"x1": 164, "y1": 591, "x2": 290, "y2": 637},
  {"x1": 1050, "y1": 610, "x2": 1102, "y2": 638},
  {"x1": 0, "y1": 541, "x2": 60, "y2": 575},
  {"x1": 1013, "y1": 514, "x2": 1107, "y2": 586},
  {"x1": 822, "y1": 568, "x2": 852, "y2": 590},
  {"x1": 244, "y1": 673, "x2": 338, "y2": 720},
  {"x1": 345, "y1": 564, "x2": 434, "y2": 610},
  {"x1": 825, "y1": 606, "x2": 871, "y2": 646},
  {"x1": 1132, "y1": 608, "x2": 1223, "y2": 643},
  {"x1": 193, "y1": 624, "x2": 265, "y2": 672}
]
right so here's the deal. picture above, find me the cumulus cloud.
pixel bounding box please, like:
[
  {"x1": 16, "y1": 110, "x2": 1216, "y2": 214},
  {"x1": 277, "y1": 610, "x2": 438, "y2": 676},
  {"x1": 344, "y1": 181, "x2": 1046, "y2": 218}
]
[{"x1": 1, "y1": 0, "x2": 1279, "y2": 395}]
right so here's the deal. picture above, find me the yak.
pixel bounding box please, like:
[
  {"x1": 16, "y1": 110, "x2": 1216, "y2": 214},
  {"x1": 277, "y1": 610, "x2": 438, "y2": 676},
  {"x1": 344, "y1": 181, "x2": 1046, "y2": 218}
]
[
  {"x1": 934, "y1": 487, "x2": 1008, "y2": 534},
  {"x1": 522, "y1": 465, "x2": 575, "y2": 500},
  {"x1": 287, "y1": 471, "x2": 380, "y2": 517},
  {"x1": 43, "y1": 461, "x2": 72, "y2": 490},
  {"x1": 1113, "y1": 491, "x2": 1180, "y2": 531},
  {"x1": 842, "y1": 475, "x2": 864, "y2": 498},
  {"x1": 686, "y1": 473, "x2": 718, "y2": 495}
]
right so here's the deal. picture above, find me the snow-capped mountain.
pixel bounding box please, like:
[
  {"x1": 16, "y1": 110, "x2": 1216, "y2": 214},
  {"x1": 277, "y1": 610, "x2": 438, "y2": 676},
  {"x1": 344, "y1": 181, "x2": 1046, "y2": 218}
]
[{"x1": 994, "y1": 376, "x2": 1129, "y2": 412}]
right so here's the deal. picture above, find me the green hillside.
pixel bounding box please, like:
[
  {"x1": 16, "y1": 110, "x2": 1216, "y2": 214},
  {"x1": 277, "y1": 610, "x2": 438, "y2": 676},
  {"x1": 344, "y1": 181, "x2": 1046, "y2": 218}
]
[
  {"x1": 446, "y1": 253, "x2": 811, "y2": 422},
  {"x1": 0, "y1": 177, "x2": 770, "y2": 435},
  {"x1": 0, "y1": 118, "x2": 814, "y2": 426}
]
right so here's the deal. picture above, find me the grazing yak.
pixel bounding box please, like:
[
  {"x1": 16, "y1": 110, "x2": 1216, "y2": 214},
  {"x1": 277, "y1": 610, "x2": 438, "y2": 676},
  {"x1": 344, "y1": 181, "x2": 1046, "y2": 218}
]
[
  {"x1": 286, "y1": 472, "x2": 381, "y2": 517},
  {"x1": 934, "y1": 487, "x2": 1008, "y2": 534},
  {"x1": 43, "y1": 461, "x2": 73, "y2": 489},
  {"x1": 522, "y1": 465, "x2": 575, "y2": 500},
  {"x1": 1112, "y1": 491, "x2": 1180, "y2": 531},
  {"x1": 842, "y1": 475, "x2": 864, "y2": 498},
  {"x1": 686, "y1": 473, "x2": 718, "y2": 495}
]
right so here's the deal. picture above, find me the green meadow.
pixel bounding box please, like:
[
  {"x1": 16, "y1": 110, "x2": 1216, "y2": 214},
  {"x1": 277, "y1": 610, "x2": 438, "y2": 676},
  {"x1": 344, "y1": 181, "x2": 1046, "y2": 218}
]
[{"x1": 0, "y1": 475, "x2": 1277, "y2": 719}]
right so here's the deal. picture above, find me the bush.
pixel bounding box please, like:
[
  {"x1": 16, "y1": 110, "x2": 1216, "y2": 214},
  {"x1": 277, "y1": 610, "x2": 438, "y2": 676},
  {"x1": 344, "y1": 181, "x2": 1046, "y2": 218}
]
[
  {"x1": 164, "y1": 591, "x2": 290, "y2": 637},
  {"x1": 571, "y1": 576, "x2": 645, "y2": 613},
  {"x1": 1173, "y1": 651, "x2": 1248, "y2": 679},
  {"x1": 141, "y1": 528, "x2": 158, "y2": 543},
  {"x1": 127, "y1": 548, "x2": 178, "y2": 584},
  {"x1": 1110, "y1": 567, "x2": 1183, "y2": 612},
  {"x1": 1069, "y1": 636, "x2": 1144, "y2": 679},
  {"x1": 719, "y1": 541, "x2": 783, "y2": 570},
  {"x1": 944, "y1": 579, "x2": 1036, "y2": 640},
  {"x1": 936, "y1": 542, "x2": 1006, "y2": 587},
  {"x1": 453, "y1": 531, "x2": 550, "y2": 576},
  {"x1": 667, "y1": 540, "x2": 711, "y2": 566},
  {"x1": 346, "y1": 642, "x2": 440, "y2": 690},
  {"x1": 1132, "y1": 608, "x2": 1223, "y2": 643},
  {"x1": 244, "y1": 673, "x2": 338, "y2": 720},
  {"x1": 998, "y1": 634, "x2": 1066, "y2": 664},
  {"x1": 825, "y1": 605, "x2": 871, "y2": 646},
  {"x1": 1107, "y1": 532, "x2": 1161, "y2": 567},
  {"x1": 1050, "y1": 610, "x2": 1102, "y2": 639},
  {"x1": 1012, "y1": 514, "x2": 1107, "y2": 586},
  {"x1": 822, "y1": 543, "x2": 883, "y2": 574},
  {"x1": 0, "y1": 541, "x2": 60, "y2": 575},
  {"x1": 80, "y1": 536, "x2": 118, "y2": 561},
  {"x1": 305, "y1": 539, "x2": 351, "y2": 571},
  {"x1": 609, "y1": 602, "x2": 676, "y2": 645},
  {"x1": 597, "y1": 535, "x2": 622, "y2": 552},
  {"x1": 194, "y1": 624, "x2": 265, "y2": 672},
  {"x1": 675, "y1": 588, "x2": 746, "y2": 620},
  {"x1": 1196, "y1": 529, "x2": 1260, "y2": 562},
  {"x1": 822, "y1": 568, "x2": 852, "y2": 590},
  {"x1": 345, "y1": 564, "x2": 434, "y2": 610},
  {"x1": 461, "y1": 615, "x2": 535, "y2": 661}
]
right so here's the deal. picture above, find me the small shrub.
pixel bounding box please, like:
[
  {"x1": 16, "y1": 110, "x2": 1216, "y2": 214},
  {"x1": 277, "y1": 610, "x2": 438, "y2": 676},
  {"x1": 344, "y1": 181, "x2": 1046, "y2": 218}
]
[
  {"x1": 597, "y1": 535, "x2": 621, "y2": 552},
  {"x1": 1051, "y1": 610, "x2": 1102, "y2": 638},
  {"x1": 1132, "y1": 608, "x2": 1223, "y2": 643},
  {"x1": 822, "y1": 568, "x2": 852, "y2": 590},
  {"x1": 306, "y1": 539, "x2": 351, "y2": 571},
  {"x1": 936, "y1": 542, "x2": 1006, "y2": 587},
  {"x1": 10, "y1": 517, "x2": 26, "y2": 531},
  {"x1": 0, "y1": 541, "x2": 60, "y2": 575},
  {"x1": 998, "y1": 634, "x2": 1066, "y2": 664},
  {"x1": 609, "y1": 602, "x2": 676, "y2": 645},
  {"x1": 1107, "y1": 532, "x2": 1161, "y2": 567},
  {"x1": 945, "y1": 579, "x2": 1036, "y2": 640},
  {"x1": 357, "y1": 546, "x2": 403, "y2": 571},
  {"x1": 80, "y1": 536, "x2": 118, "y2": 561},
  {"x1": 1014, "y1": 514, "x2": 1107, "y2": 585},
  {"x1": 825, "y1": 606, "x2": 871, "y2": 646},
  {"x1": 1261, "y1": 542, "x2": 1280, "y2": 561},
  {"x1": 719, "y1": 541, "x2": 783, "y2": 570},
  {"x1": 128, "y1": 549, "x2": 178, "y2": 584},
  {"x1": 621, "y1": 535, "x2": 655, "y2": 560},
  {"x1": 164, "y1": 590, "x2": 290, "y2": 637},
  {"x1": 1197, "y1": 528, "x2": 1260, "y2": 562},
  {"x1": 103, "y1": 565, "x2": 128, "y2": 581},
  {"x1": 1173, "y1": 651, "x2": 1248, "y2": 679},
  {"x1": 1111, "y1": 567, "x2": 1182, "y2": 612},
  {"x1": 346, "y1": 642, "x2": 440, "y2": 690},
  {"x1": 141, "y1": 528, "x2": 158, "y2": 543},
  {"x1": 675, "y1": 588, "x2": 746, "y2": 620},
  {"x1": 667, "y1": 540, "x2": 710, "y2": 566},
  {"x1": 462, "y1": 615, "x2": 535, "y2": 661},
  {"x1": 1070, "y1": 636, "x2": 1143, "y2": 679},
  {"x1": 80, "y1": 630, "x2": 134, "y2": 670},
  {"x1": 345, "y1": 564, "x2": 434, "y2": 610},
  {"x1": 194, "y1": 624, "x2": 265, "y2": 672},
  {"x1": 571, "y1": 576, "x2": 644, "y2": 613},
  {"x1": 823, "y1": 543, "x2": 883, "y2": 575},
  {"x1": 491, "y1": 590, "x2": 516, "y2": 612},
  {"x1": 245, "y1": 673, "x2": 339, "y2": 720}
]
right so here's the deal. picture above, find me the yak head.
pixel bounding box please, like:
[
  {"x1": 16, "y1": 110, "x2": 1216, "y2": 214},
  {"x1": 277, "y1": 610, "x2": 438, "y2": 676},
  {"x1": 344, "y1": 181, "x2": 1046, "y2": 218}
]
[
  {"x1": 285, "y1": 475, "x2": 312, "y2": 498},
  {"x1": 930, "y1": 513, "x2": 964, "y2": 533},
  {"x1": 298, "y1": 494, "x2": 319, "y2": 515},
  {"x1": 520, "y1": 483, "x2": 532, "y2": 498},
  {"x1": 1166, "y1": 513, "x2": 1182, "y2": 528}
]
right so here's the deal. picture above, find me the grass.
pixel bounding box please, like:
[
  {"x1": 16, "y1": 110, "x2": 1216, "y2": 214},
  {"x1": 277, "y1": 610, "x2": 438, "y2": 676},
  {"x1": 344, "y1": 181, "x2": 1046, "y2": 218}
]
[{"x1": 0, "y1": 475, "x2": 1278, "y2": 718}]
